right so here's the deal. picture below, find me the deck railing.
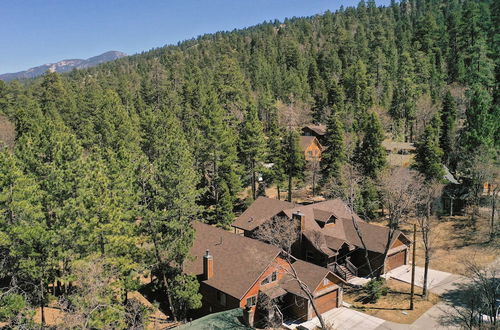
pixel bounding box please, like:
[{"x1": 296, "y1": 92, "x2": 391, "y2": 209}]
[
  {"x1": 329, "y1": 263, "x2": 347, "y2": 281},
  {"x1": 345, "y1": 257, "x2": 358, "y2": 277}
]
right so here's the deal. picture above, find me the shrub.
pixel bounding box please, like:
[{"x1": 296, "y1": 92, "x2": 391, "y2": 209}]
[{"x1": 363, "y1": 279, "x2": 387, "y2": 303}]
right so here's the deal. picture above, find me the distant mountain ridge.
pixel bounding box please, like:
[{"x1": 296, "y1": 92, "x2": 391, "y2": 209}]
[{"x1": 0, "y1": 51, "x2": 127, "y2": 81}]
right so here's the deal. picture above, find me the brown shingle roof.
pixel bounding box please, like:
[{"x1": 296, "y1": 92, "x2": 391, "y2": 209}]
[
  {"x1": 280, "y1": 259, "x2": 342, "y2": 297},
  {"x1": 313, "y1": 208, "x2": 337, "y2": 224},
  {"x1": 283, "y1": 199, "x2": 409, "y2": 254},
  {"x1": 303, "y1": 230, "x2": 337, "y2": 257},
  {"x1": 185, "y1": 222, "x2": 281, "y2": 300},
  {"x1": 299, "y1": 136, "x2": 317, "y2": 151},
  {"x1": 303, "y1": 124, "x2": 327, "y2": 136},
  {"x1": 324, "y1": 236, "x2": 350, "y2": 251},
  {"x1": 232, "y1": 197, "x2": 295, "y2": 232}
]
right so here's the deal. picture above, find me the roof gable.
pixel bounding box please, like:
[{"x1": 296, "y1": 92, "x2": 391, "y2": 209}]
[
  {"x1": 302, "y1": 124, "x2": 327, "y2": 136},
  {"x1": 186, "y1": 222, "x2": 281, "y2": 300},
  {"x1": 280, "y1": 259, "x2": 344, "y2": 297},
  {"x1": 232, "y1": 197, "x2": 295, "y2": 232},
  {"x1": 282, "y1": 199, "x2": 410, "y2": 254}
]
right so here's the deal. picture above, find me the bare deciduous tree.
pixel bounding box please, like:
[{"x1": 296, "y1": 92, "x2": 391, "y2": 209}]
[
  {"x1": 254, "y1": 217, "x2": 330, "y2": 330},
  {"x1": 306, "y1": 156, "x2": 321, "y2": 197},
  {"x1": 445, "y1": 262, "x2": 499, "y2": 329},
  {"x1": 343, "y1": 161, "x2": 374, "y2": 277},
  {"x1": 323, "y1": 135, "x2": 375, "y2": 277},
  {"x1": 416, "y1": 182, "x2": 443, "y2": 298},
  {"x1": 59, "y1": 257, "x2": 151, "y2": 330},
  {"x1": 378, "y1": 167, "x2": 424, "y2": 277}
]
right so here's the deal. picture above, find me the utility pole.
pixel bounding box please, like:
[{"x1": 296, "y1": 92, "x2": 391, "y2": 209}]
[{"x1": 410, "y1": 223, "x2": 416, "y2": 310}]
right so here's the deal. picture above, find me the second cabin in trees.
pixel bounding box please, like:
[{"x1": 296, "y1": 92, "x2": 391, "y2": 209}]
[{"x1": 299, "y1": 136, "x2": 323, "y2": 162}]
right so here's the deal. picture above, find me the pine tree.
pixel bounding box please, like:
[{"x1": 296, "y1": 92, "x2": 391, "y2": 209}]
[
  {"x1": 462, "y1": 84, "x2": 495, "y2": 154},
  {"x1": 214, "y1": 181, "x2": 235, "y2": 229},
  {"x1": 320, "y1": 112, "x2": 346, "y2": 185},
  {"x1": 139, "y1": 112, "x2": 201, "y2": 320},
  {"x1": 344, "y1": 59, "x2": 373, "y2": 122},
  {"x1": 439, "y1": 91, "x2": 457, "y2": 165},
  {"x1": 308, "y1": 59, "x2": 327, "y2": 122},
  {"x1": 282, "y1": 130, "x2": 305, "y2": 202},
  {"x1": 357, "y1": 112, "x2": 387, "y2": 179},
  {"x1": 240, "y1": 105, "x2": 266, "y2": 200},
  {"x1": 390, "y1": 51, "x2": 417, "y2": 141},
  {"x1": 265, "y1": 99, "x2": 287, "y2": 200},
  {"x1": 414, "y1": 115, "x2": 444, "y2": 182},
  {"x1": 200, "y1": 89, "x2": 241, "y2": 224},
  {"x1": 0, "y1": 150, "x2": 55, "y2": 327},
  {"x1": 39, "y1": 71, "x2": 76, "y2": 123}
]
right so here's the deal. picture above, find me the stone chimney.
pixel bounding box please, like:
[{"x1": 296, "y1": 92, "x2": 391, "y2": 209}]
[
  {"x1": 292, "y1": 211, "x2": 305, "y2": 232},
  {"x1": 203, "y1": 249, "x2": 213, "y2": 280}
]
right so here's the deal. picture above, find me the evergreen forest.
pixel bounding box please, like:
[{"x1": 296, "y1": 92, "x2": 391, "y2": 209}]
[{"x1": 0, "y1": 0, "x2": 498, "y2": 327}]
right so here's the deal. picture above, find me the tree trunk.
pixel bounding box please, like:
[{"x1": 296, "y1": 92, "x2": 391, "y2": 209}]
[
  {"x1": 277, "y1": 185, "x2": 281, "y2": 200},
  {"x1": 146, "y1": 216, "x2": 178, "y2": 321},
  {"x1": 155, "y1": 250, "x2": 177, "y2": 321},
  {"x1": 285, "y1": 257, "x2": 327, "y2": 329},
  {"x1": 251, "y1": 160, "x2": 256, "y2": 200},
  {"x1": 490, "y1": 189, "x2": 497, "y2": 241},
  {"x1": 213, "y1": 149, "x2": 218, "y2": 204},
  {"x1": 410, "y1": 224, "x2": 416, "y2": 310},
  {"x1": 422, "y1": 253, "x2": 430, "y2": 298},
  {"x1": 450, "y1": 197, "x2": 454, "y2": 217},
  {"x1": 287, "y1": 171, "x2": 292, "y2": 203},
  {"x1": 351, "y1": 215, "x2": 374, "y2": 277},
  {"x1": 376, "y1": 227, "x2": 395, "y2": 278},
  {"x1": 422, "y1": 199, "x2": 432, "y2": 298},
  {"x1": 40, "y1": 280, "x2": 45, "y2": 328},
  {"x1": 471, "y1": 205, "x2": 478, "y2": 230},
  {"x1": 312, "y1": 167, "x2": 316, "y2": 197}
]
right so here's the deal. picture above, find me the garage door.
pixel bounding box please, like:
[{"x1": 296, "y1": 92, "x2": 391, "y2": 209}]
[
  {"x1": 386, "y1": 250, "x2": 406, "y2": 271},
  {"x1": 315, "y1": 289, "x2": 338, "y2": 314}
]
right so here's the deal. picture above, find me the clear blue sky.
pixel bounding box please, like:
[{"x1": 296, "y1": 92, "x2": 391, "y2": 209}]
[{"x1": 1, "y1": 0, "x2": 390, "y2": 74}]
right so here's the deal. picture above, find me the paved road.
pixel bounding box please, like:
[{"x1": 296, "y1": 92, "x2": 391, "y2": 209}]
[{"x1": 289, "y1": 259, "x2": 499, "y2": 330}]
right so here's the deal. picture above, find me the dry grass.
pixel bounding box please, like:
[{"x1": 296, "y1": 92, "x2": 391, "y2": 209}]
[
  {"x1": 34, "y1": 307, "x2": 65, "y2": 326},
  {"x1": 264, "y1": 183, "x2": 498, "y2": 276},
  {"x1": 343, "y1": 279, "x2": 440, "y2": 324},
  {"x1": 398, "y1": 210, "x2": 499, "y2": 275}
]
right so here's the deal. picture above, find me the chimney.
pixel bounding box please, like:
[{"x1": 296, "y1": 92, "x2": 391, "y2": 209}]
[
  {"x1": 203, "y1": 249, "x2": 213, "y2": 280},
  {"x1": 243, "y1": 306, "x2": 255, "y2": 327},
  {"x1": 292, "y1": 211, "x2": 305, "y2": 233}
]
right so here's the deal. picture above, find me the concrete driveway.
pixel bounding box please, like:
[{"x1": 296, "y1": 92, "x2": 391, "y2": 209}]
[
  {"x1": 286, "y1": 260, "x2": 499, "y2": 330},
  {"x1": 384, "y1": 265, "x2": 467, "y2": 295},
  {"x1": 285, "y1": 307, "x2": 386, "y2": 330}
]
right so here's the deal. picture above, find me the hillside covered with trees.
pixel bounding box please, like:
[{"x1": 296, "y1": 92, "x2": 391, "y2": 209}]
[{"x1": 0, "y1": 0, "x2": 498, "y2": 327}]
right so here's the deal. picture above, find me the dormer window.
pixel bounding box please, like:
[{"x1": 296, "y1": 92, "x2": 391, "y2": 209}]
[
  {"x1": 325, "y1": 215, "x2": 336, "y2": 226},
  {"x1": 313, "y1": 209, "x2": 337, "y2": 228}
]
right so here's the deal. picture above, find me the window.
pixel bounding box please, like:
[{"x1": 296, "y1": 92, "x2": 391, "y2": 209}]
[
  {"x1": 323, "y1": 278, "x2": 330, "y2": 286},
  {"x1": 246, "y1": 295, "x2": 257, "y2": 307},
  {"x1": 261, "y1": 271, "x2": 277, "y2": 286},
  {"x1": 217, "y1": 291, "x2": 226, "y2": 306},
  {"x1": 308, "y1": 151, "x2": 313, "y2": 157}
]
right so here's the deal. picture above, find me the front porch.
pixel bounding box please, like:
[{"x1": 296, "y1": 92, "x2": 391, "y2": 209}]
[{"x1": 328, "y1": 257, "x2": 358, "y2": 282}]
